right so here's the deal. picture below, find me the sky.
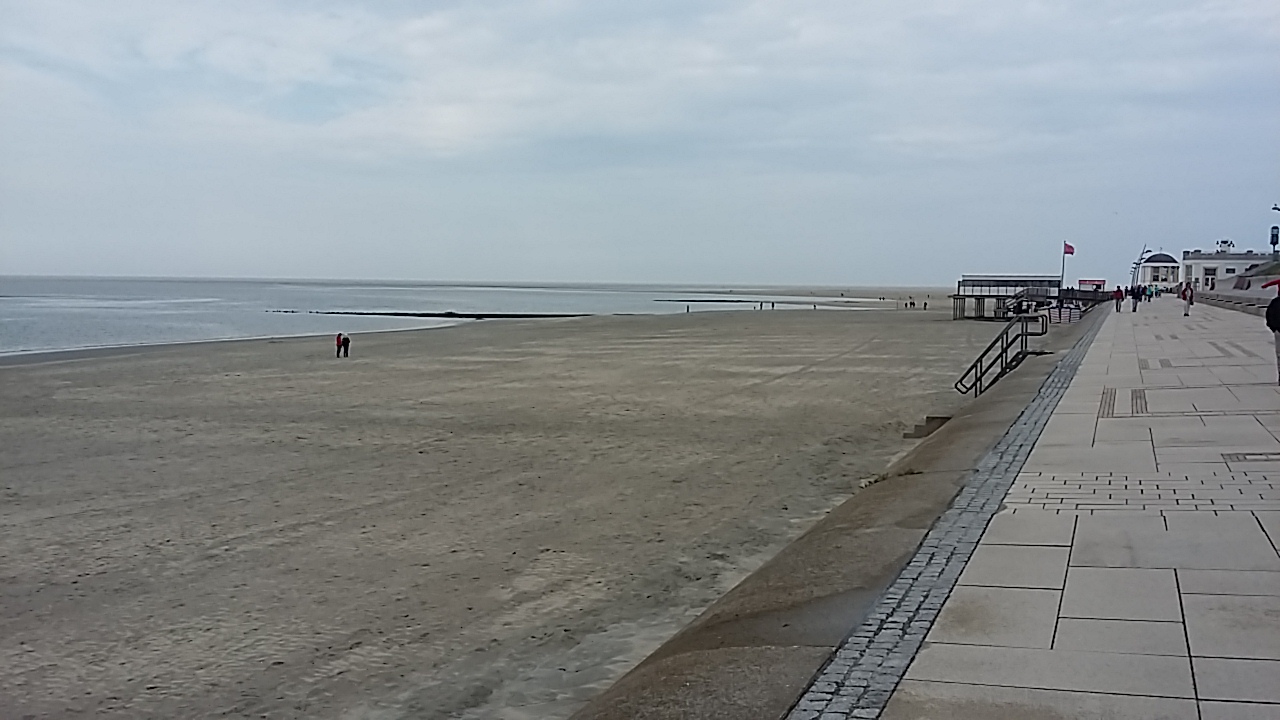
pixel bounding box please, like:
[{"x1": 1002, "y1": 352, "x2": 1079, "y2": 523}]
[{"x1": 1, "y1": 1, "x2": 1278, "y2": 286}]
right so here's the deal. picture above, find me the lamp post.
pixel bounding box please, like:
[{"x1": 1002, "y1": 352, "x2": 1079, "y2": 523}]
[{"x1": 1130, "y1": 246, "x2": 1151, "y2": 286}]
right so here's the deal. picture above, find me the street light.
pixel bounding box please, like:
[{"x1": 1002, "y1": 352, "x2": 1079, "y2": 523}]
[{"x1": 1130, "y1": 246, "x2": 1151, "y2": 286}]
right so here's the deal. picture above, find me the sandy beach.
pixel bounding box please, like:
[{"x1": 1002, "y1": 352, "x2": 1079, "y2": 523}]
[{"x1": 0, "y1": 308, "x2": 996, "y2": 719}]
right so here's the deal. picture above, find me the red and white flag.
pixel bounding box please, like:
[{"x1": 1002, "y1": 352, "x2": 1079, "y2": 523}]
[{"x1": 1063, "y1": 242, "x2": 1075, "y2": 255}]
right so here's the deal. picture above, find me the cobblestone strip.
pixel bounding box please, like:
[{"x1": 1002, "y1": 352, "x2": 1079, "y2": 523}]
[{"x1": 786, "y1": 318, "x2": 1104, "y2": 720}]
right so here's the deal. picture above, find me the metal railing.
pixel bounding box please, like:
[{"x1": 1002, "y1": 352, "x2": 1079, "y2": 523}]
[{"x1": 954, "y1": 313, "x2": 1049, "y2": 396}]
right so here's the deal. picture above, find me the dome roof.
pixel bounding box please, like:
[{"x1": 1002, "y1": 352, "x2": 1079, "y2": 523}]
[{"x1": 1143, "y1": 253, "x2": 1178, "y2": 264}]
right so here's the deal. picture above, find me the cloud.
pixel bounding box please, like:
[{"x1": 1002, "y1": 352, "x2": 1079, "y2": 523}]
[
  {"x1": 2, "y1": 0, "x2": 1278, "y2": 282},
  {"x1": 5, "y1": 0, "x2": 1276, "y2": 160}
]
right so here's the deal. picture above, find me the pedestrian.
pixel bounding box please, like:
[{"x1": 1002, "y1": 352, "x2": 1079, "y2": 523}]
[
  {"x1": 1113, "y1": 286, "x2": 1124, "y2": 312},
  {"x1": 1181, "y1": 283, "x2": 1194, "y2": 316},
  {"x1": 1265, "y1": 279, "x2": 1280, "y2": 384},
  {"x1": 341, "y1": 334, "x2": 351, "y2": 358},
  {"x1": 335, "y1": 333, "x2": 343, "y2": 359},
  {"x1": 1130, "y1": 285, "x2": 1140, "y2": 312}
]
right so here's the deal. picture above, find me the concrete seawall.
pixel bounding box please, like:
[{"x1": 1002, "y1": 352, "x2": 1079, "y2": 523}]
[{"x1": 570, "y1": 310, "x2": 1109, "y2": 719}]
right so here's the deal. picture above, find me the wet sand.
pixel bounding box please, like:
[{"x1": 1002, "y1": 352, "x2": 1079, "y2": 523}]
[{"x1": 0, "y1": 309, "x2": 995, "y2": 719}]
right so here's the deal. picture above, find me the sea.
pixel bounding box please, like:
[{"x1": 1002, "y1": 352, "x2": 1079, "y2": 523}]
[{"x1": 0, "y1": 277, "x2": 905, "y2": 357}]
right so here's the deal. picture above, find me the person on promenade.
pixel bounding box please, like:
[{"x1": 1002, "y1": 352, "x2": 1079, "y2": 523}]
[
  {"x1": 335, "y1": 333, "x2": 344, "y2": 358},
  {"x1": 1113, "y1": 286, "x2": 1124, "y2": 311},
  {"x1": 1131, "y1": 285, "x2": 1141, "y2": 312},
  {"x1": 341, "y1": 334, "x2": 351, "y2": 358},
  {"x1": 1264, "y1": 279, "x2": 1280, "y2": 384},
  {"x1": 1181, "y1": 283, "x2": 1194, "y2": 316}
]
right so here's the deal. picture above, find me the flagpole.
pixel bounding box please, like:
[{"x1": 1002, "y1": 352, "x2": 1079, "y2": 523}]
[{"x1": 1060, "y1": 242, "x2": 1067, "y2": 301}]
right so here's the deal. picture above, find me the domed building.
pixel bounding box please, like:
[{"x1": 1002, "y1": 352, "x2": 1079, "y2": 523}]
[{"x1": 1138, "y1": 252, "x2": 1180, "y2": 290}]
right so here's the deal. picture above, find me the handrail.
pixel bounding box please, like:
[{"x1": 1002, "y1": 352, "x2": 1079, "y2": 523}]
[{"x1": 954, "y1": 313, "x2": 1049, "y2": 396}]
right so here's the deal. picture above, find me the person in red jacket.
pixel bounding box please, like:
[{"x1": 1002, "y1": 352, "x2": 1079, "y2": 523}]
[
  {"x1": 1112, "y1": 286, "x2": 1124, "y2": 312},
  {"x1": 335, "y1": 333, "x2": 344, "y2": 359}
]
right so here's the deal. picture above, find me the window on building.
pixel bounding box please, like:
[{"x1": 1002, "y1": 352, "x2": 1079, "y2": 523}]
[{"x1": 1226, "y1": 268, "x2": 1236, "y2": 274}]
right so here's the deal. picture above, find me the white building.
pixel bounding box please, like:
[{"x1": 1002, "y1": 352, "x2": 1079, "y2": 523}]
[
  {"x1": 1137, "y1": 253, "x2": 1180, "y2": 290},
  {"x1": 1182, "y1": 240, "x2": 1267, "y2": 291}
]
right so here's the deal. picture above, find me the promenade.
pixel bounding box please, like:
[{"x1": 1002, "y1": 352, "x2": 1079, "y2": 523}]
[{"x1": 792, "y1": 298, "x2": 1280, "y2": 719}]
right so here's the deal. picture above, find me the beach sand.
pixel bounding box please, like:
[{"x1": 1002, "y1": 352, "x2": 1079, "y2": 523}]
[{"x1": 0, "y1": 308, "x2": 995, "y2": 719}]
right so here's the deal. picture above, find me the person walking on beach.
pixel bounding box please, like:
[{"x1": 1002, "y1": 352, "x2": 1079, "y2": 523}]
[
  {"x1": 335, "y1": 333, "x2": 344, "y2": 358},
  {"x1": 1265, "y1": 279, "x2": 1280, "y2": 384},
  {"x1": 1113, "y1": 286, "x2": 1124, "y2": 311},
  {"x1": 1181, "y1": 283, "x2": 1194, "y2": 316},
  {"x1": 341, "y1": 334, "x2": 351, "y2": 358}
]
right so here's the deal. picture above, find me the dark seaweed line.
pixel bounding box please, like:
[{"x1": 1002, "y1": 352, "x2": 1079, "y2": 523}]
[{"x1": 268, "y1": 310, "x2": 589, "y2": 320}]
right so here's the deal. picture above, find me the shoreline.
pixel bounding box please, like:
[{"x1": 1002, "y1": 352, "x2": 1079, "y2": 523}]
[
  {"x1": 2, "y1": 278, "x2": 951, "y2": 364},
  {"x1": 0, "y1": 303, "x2": 940, "y2": 367},
  {"x1": 0, "y1": 322, "x2": 467, "y2": 367}
]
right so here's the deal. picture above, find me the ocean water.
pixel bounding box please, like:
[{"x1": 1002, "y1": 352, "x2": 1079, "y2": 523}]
[{"x1": 0, "y1": 277, "x2": 902, "y2": 357}]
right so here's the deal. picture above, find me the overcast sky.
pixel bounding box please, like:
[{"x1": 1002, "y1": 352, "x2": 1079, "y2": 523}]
[{"x1": 2, "y1": 1, "x2": 1277, "y2": 286}]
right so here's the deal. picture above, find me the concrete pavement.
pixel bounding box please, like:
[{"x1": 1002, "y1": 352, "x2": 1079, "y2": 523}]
[{"x1": 793, "y1": 298, "x2": 1280, "y2": 719}]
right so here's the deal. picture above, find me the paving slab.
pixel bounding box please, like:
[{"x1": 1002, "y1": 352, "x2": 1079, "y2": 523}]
[
  {"x1": 1059, "y1": 567, "x2": 1182, "y2": 621},
  {"x1": 1159, "y1": 446, "x2": 1280, "y2": 465},
  {"x1": 1203, "y1": 415, "x2": 1276, "y2": 432},
  {"x1": 880, "y1": 679, "x2": 1198, "y2": 720},
  {"x1": 957, "y1": 545, "x2": 1070, "y2": 589},
  {"x1": 904, "y1": 643, "x2": 1195, "y2": 697},
  {"x1": 926, "y1": 586, "x2": 1059, "y2": 648},
  {"x1": 1053, "y1": 618, "x2": 1188, "y2": 656},
  {"x1": 1183, "y1": 594, "x2": 1280, "y2": 660},
  {"x1": 1179, "y1": 569, "x2": 1280, "y2": 596},
  {"x1": 1194, "y1": 657, "x2": 1280, "y2": 703},
  {"x1": 1156, "y1": 461, "x2": 1235, "y2": 476},
  {"x1": 1039, "y1": 414, "x2": 1099, "y2": 436},
  {"x1": 980, "y1": 511, "x2": 1075, "y2": 546},
  {"x1": 1152, "y1": 424, "x2": 1278, "y2": 448},
  {"x1": 1071, "y1": 513, "x2": 1280, "y2": 570},
  {"x1": 1255, "y1": 511, "x2": 1280, "y2": 550},
  {"x1": 1143, "y1": 388, "x2": 1213, "y2": 413},
  {"x1": 1092, "y1": 422, "x2": 1164, "y2": 443},
  {"x1": 1225, "y1": 461, "x2": 1280, "y2": 473},
  {"x1": 1035, "y1": 426, "x2": 1098, "y2": 446},
  {"x1": 1198, "y1": 701, "x2": 1280, "y2": 720},
  {"x1": 1025, "y1": 443, "x2": 1158, "y2": 474}
]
